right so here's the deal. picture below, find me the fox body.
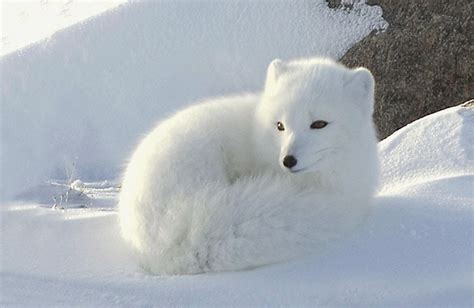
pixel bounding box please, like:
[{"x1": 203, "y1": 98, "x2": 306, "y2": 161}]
[{"x1": 119, "y1": 58, "x2": 379, "y2": 274}]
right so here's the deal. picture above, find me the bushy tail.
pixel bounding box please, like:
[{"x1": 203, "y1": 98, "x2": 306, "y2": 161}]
[{"x1": 120, "y1": 174, "x2": 369, "y2": 275}]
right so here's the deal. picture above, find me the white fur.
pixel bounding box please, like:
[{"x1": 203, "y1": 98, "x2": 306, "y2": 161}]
[{"x1": 118, "y1": 58, "x2": 379, "y2": 275}]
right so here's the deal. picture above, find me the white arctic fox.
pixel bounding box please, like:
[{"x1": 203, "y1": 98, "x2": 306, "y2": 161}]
[{"x1": 119, "y1": 58, "x2": 379, "y2": 275}]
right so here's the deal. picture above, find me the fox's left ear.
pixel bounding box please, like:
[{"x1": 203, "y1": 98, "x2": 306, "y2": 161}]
[
  {"x1": 344, "y1": 67, "x2": 375, "y2": 115},
  {"x1": 265, "y1": 59, "x2": 287, "y2": 89}
]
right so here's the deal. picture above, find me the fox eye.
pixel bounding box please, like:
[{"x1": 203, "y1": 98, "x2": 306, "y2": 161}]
[
  {"x1": 277, "y1": 121, "x2": 285, "y2": 131},
  {"x1": 310, "y1": 120, "x2": 328, "y2": 129}
]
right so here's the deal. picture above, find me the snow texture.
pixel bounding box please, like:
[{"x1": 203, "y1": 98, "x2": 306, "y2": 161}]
[
  {"x1": 0, "y1": 0, "x2": 387, "y2": 200},
  {"x1": 2, "y1": 105, "x2": 472, "y2": 306},
  {"x1": 2, "y1": 1, "x2": 471, "y2": 306},
  {"x1": 0, "y1": 0, "x2": 126, "y2": 56}
]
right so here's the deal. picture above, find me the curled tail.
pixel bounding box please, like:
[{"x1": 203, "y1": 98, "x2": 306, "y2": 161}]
[{"x1": 119, "y1": 173, "x2": 370, "y2": 275}]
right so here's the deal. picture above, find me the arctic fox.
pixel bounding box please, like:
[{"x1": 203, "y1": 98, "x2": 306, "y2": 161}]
[{"x1": 119, "y1": 58, "x2": 379, "y2": 275}]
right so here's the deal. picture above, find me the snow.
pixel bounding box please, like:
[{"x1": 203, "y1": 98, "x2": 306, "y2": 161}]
[
  {"x1": 379, "y1": 105, "x2": 473, "y2": 195},
  {"x1": 2, "y1": 105, "x2": 473, "y2": 306},
  {"x1": 1, "y1": 1, "x2": 472, "y2": 306},
  {"x1": 0, "y1": 0, "x2": 387, "y2": 200},
  {"x1": 0, "y1": 0, "x2": 126, "y2": 56}
]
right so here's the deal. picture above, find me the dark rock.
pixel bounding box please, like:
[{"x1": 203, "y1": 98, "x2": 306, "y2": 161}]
[
  {"x1": 461, "y1": 99, "x2": 474, "y2": 109},
  {"x1": 326, "y1": 0, "x2": 354, "y2": 10},
  {"x1": 334, "y1": 0, "x2": 473, "y2": 139}
]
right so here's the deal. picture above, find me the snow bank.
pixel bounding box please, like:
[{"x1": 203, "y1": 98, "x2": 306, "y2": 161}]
[
  {"x1": 2, "y1": 105, "x2": 472, "y2": 306},
  {"x1": 1, "y1": 0, "x2": 126, "y2": 56},
  {"x1": 379, "y1": 104, "x2": 473, "y2": 194},
  {"x1": 0, "y1": 1, "x2": 387, "y2": 200}
]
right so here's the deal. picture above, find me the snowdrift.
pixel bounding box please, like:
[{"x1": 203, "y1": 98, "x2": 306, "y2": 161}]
[
  {"x1": 2, "y1": 105, "x2": 472, "y2": 306},
  {"x1": 0, "y1": 1, "x2": 387, "y2": 200}
]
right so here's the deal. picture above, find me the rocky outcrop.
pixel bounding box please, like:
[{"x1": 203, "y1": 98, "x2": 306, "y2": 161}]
[{"x1": 333, "y1": 0, "x2": 473, "y2": 139}]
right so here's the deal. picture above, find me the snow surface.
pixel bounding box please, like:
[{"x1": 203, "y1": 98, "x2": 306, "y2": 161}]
[
  {"x1": 0, "y1": 0, "x2": 387, "y2": 200},
  {"x1": 2, "y1": 1, "x2": 471, "y2": 305},
  {"x1": 2, "y1": 105, "x2": 473, "y2": 306},
  {"x1": 0, "y1": 0, "x2": 126, "y2": 56}
]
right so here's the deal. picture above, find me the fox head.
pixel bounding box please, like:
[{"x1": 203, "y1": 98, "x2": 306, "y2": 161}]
[{"x1": 255, "y1": 58, "x2": 376, "y2": 174}]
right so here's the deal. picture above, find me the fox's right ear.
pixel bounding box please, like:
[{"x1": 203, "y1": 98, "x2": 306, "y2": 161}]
[
  {"x1": 265, "y1": 59, "x2": 286, "y2": 89},
  {"x1": 344, "y1": 67, "x2": 375, "y2": 116}
]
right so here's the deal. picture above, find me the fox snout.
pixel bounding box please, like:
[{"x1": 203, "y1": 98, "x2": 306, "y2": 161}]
[
  {"x1": 281, "y1": 133, "x2": 299, "y2": 170},
  {"x1": 282, "y1": 155, "x2": 297, "y2": 169}
]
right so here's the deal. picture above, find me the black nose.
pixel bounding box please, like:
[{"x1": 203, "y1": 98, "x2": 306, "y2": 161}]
[{"x1": 283, "y1": 155, "x2": 297, "y2": 169}]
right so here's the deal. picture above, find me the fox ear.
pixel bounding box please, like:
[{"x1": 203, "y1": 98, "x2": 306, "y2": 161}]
[
  {"x1": 265, "y1": 59, "x2": 286, "y2": 89},
  {"x1": 344, "y1": 67, "x2": 375, "y2": 115}
]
